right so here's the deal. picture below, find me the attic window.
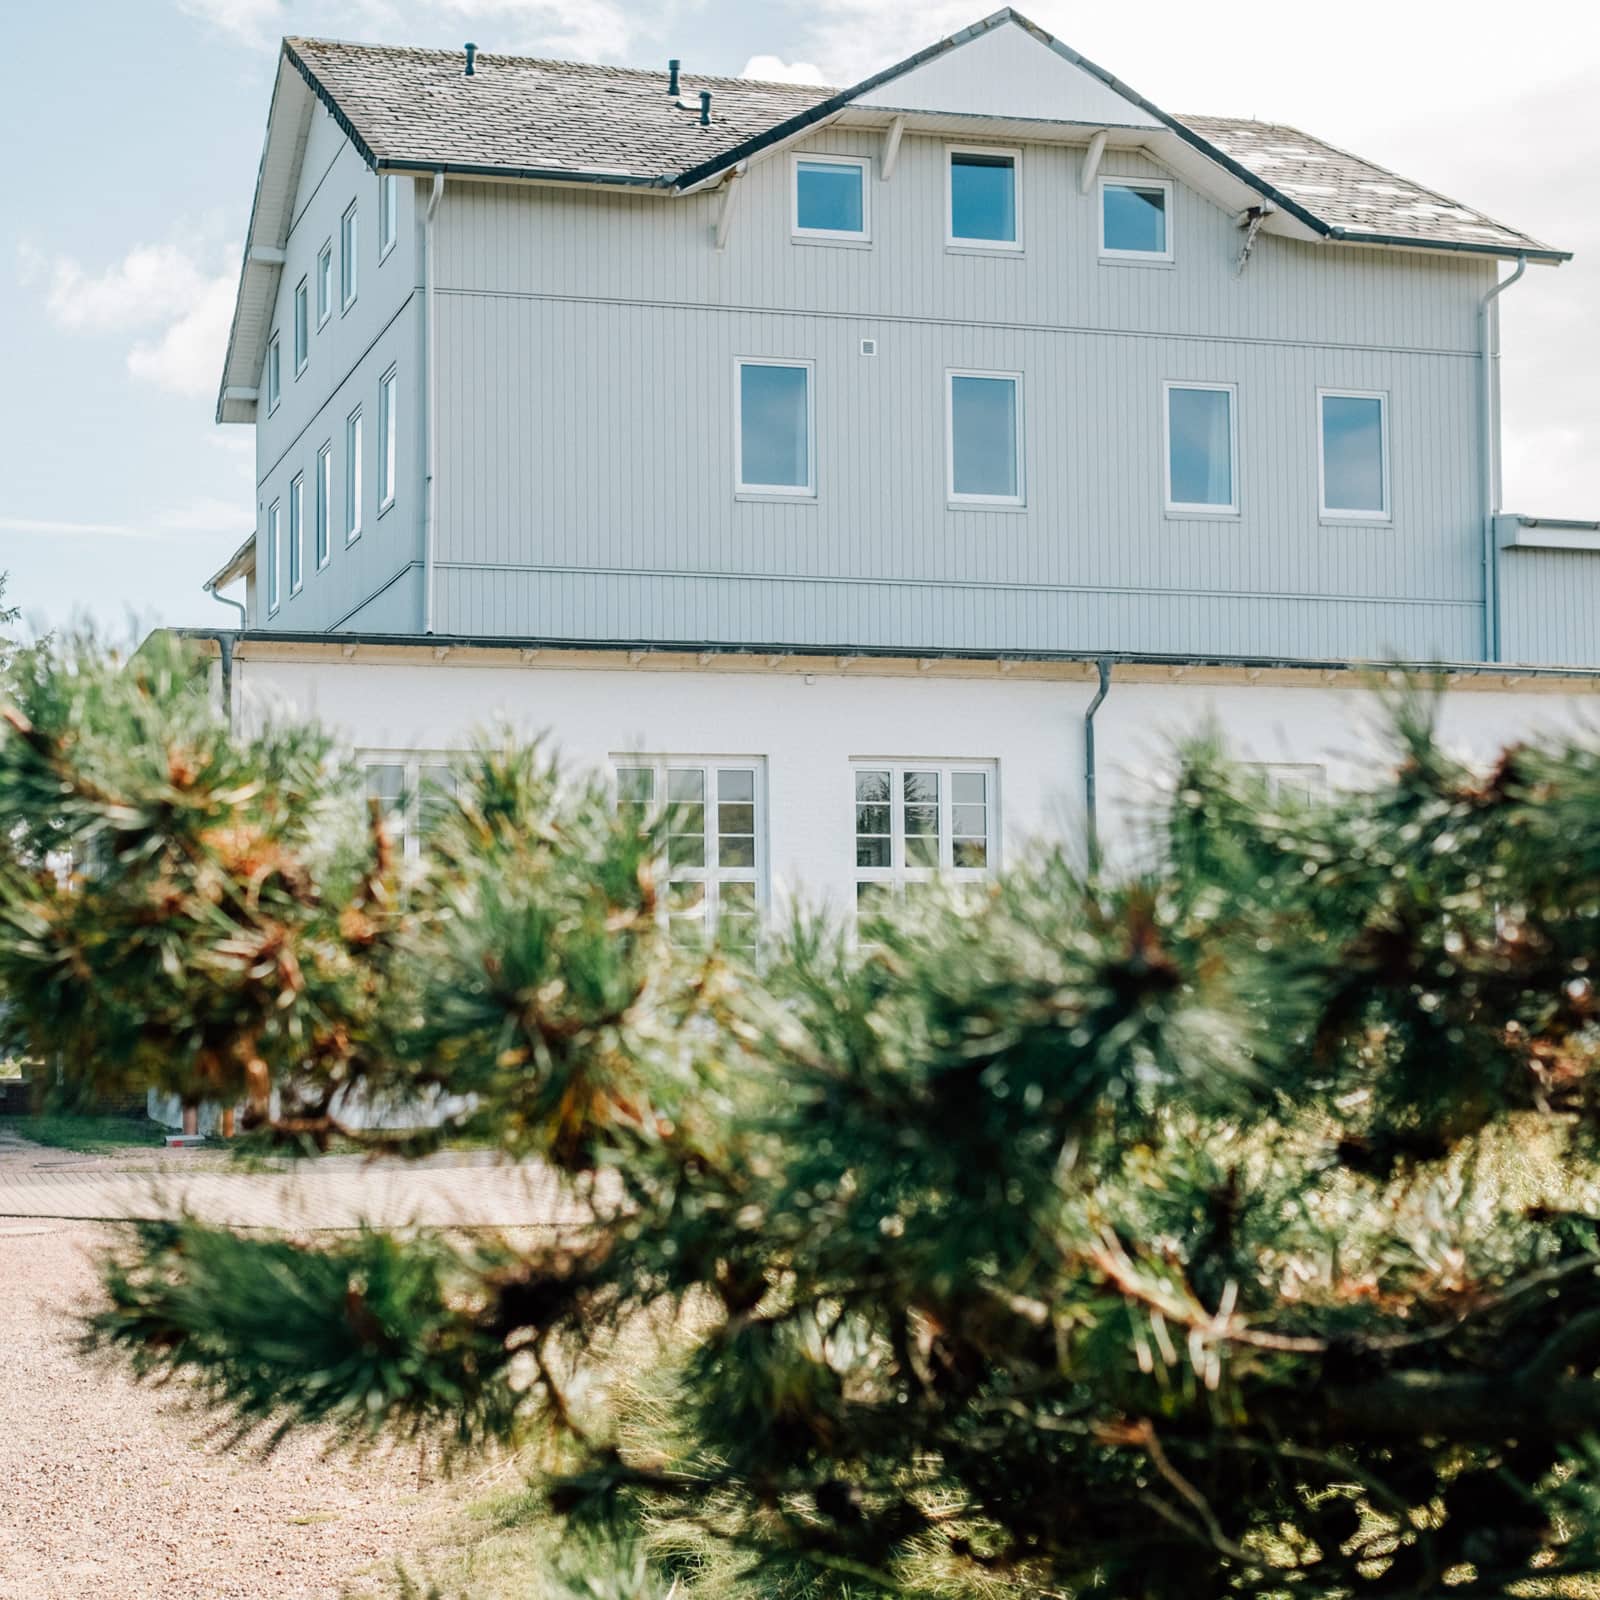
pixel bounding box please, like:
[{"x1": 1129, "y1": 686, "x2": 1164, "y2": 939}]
[
  {"x1": 948, "y1": 147, "x2": 1019, "y2": 251},
  {"x1": 792, "y1": 155, "x2": 870, "y2": 243},
  {"x1": 1100, "y1": 179, "x2": 1172, "y2": 261}
]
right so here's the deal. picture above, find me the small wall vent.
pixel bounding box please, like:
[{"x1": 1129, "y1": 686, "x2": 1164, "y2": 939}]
[{"x1": 860, "y1": 338, "x2": 877, "y2": 356}]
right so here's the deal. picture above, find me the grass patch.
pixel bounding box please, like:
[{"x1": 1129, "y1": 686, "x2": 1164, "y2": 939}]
[{"x1": 0, "y1": 1112, "x2": 165, "y2": 1154}]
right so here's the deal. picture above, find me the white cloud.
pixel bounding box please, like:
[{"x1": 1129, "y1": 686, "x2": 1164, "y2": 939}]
[
  {"x1": 174, "y1": 0, "x2": 284, "y2": 45},
  {"x1": 21, "y1": 242, "x2": 214, "y2": 335},
  {"x1": 740, "y1": 54, "x2": 828, "y2": 86},
  {"x1": 127, "y1": 273, "x2": 236, "y2": 398}
]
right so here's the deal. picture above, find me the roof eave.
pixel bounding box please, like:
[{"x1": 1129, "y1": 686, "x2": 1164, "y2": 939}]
[
  {"x1": 1323, "y1": 227, "x2": 1569, "y2": 265},
  {"x1": 204, "y1": 533, "x2": 257, "y2": 593}
]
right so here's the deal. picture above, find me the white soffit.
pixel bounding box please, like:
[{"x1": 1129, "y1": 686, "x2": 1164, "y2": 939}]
[{"x1": 855, "y1": 20, "x2": 1161, "y2": 129}]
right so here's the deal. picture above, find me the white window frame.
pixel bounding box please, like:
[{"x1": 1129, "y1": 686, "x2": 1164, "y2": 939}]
[
  {"x1": 316, "y1": 241, "x2": 332, "y2": 327},
  {"x1": 1245, "y1": 762, "x2": 1328, "y2": 803},
  {"x1": 790, "y1": 153, "x2": 871, "y2": 244},
  {"x1": 946, "y1": 144, "x2": 1022, "y2": 253},
  {"x1": 611, "y1": 756, "x2": 767, "y2": 946},
  {"x1": 852, "y1": 760, "x2": 999, "y2": 911},
  {"x1": 345, "y1": 407, "x2": 363, "y2": 543},
  {"x1": 315, "y1": 441, "x2": 332, "y2": 570},
  {"x1": 735, "y1": 357, "x2": 816, "y2": 499},
  {"x1": 378, "y1": 174, "x2": 398, "y2": 260},
  {"x1": 265, "y1": 499, "x2": 281, "y2": 614},
  {"x1": 946, "y1": 369, "x2": 1024, "y2": 508},
  {"x1": 378, "y1": 367, "x2": 397, "y2": 514},
  {"x1": 288, "y1": 472, "x2": 304, "y2": 595},
  {"x1": 1318, "y1": 388, "x2": 1391, "y2": 523},
  {"x1": 360, "y1": 752, "x2": 460, "y2": 861},
  {"x1": 265, "y1": 333, "x2": 280, "y2": 414},
  {"x1": 340, "y1": 203, "x2": 358, "y2": 311},
  {"x1": 292, "y1": 278, "x2": 309, "y2": 375},
  {"x1": 1162, "y1": 380, "x2": 1240, "y2": 517},
  {"x1": 1099, "y1": 177, "x2": 1174, "y2": 263}
]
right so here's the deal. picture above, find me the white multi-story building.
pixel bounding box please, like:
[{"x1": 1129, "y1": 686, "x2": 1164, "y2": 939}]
[{"x1": 192, "y1": 8, "x2": 1596, "y2": 928}]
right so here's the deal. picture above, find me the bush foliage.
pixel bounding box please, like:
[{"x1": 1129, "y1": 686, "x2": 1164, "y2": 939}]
[{"x1": 6, "y1": 634, "x2": 1600, "y2": 1597}]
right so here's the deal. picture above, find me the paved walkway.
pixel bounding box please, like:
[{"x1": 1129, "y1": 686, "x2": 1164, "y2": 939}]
[{"x1": 0, "y1": 1138, "x2": 591, "y2": 1229}]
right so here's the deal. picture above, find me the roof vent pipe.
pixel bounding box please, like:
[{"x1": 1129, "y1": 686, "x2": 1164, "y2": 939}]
[
  {"x1": 699, "y1": 89, "x2": 712, "y2": 125},
  {"x1": 463, "y1": 42, "x2": 477, "y2": 75},
  {"x1": 667, "y1": 58, "x2": 680, "y2": 96}
]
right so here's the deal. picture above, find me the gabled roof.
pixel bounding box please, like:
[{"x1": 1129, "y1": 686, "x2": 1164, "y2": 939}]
[
  {"x1": 204, "y1": 532, "x2": 256, "y2": 593},
  {"x1": 218, "y1": 8, "x2": 1568, "y2": 422}
]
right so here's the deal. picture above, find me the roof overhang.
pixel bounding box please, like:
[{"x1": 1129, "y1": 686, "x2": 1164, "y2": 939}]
[{"x1": 205, "y1": 533, "x2": 257, "y2": 592}]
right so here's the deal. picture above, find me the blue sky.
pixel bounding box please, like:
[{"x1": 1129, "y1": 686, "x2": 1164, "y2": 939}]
[{"x1": 3, "y1": 0, "x2": 1597, "y2": 641}]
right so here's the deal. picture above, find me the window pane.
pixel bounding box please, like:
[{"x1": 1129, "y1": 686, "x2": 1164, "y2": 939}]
[
  {"x1": 740, "y1": 363, "x2": 810, "y2": 490},
  {"x1": 617, "y1": 765, "x2": 654, "y2": 830},
  {"x1": 294, "y1": 284, "x2": 307, "y2": 369},
  {"x1": 417, "y1": 765, "x2": 456, "y2": 841},
  {"x1": 1168, "y1": 387, "x2": 1234, "y2": 508},
  {"x1": 952, "y1": 772, "x2": 986, "y2": 805},
  {"x1": 289, "y1": 476, "x2": 303, "y2": 591},
  {"x1": 904, "y1": 772, "x2": 939, "y2": 805},
  {"x1": 667, "y1": 769, "x2": 705, "y2": 803},
  {"x1": 364, "y1": 763, "x2": 406, "y2": 810},
  {"x1": 718, "y1": 769, "x2": 754, "y2": 803},
  {"x1": 855, "y1": 770, "x2": 890, "y2": 804},
  {"x1": 1322, "y1": 395, "x2": 1386, "y2": 513},
  {"x1": 856, "y1": 837, "x2": 891, "y2": 868},
  {"x1": 667, "y1": 831, "x2": 706, "y2": 868},
  {"x1": 950, "y1": 152, "x2": 1016, "y2": 243},
  {"x1": 316, "y1": 447, "x2": 330, "y2": 566},
  {"x1": 952, "y1": 839, "x2": 988, "y2": 868},
  {"x1": 951, "y1": 376, "x2": 1018, "y2": 499},
  {"x1": 953, "y1": 804, "x2": 987, "y2": 836},
  {"x1": 341, "y1": 209, "x2": 357, "y2": 303},
  {"x1": 266, "y1": 505, "x2": 279, "y2": 609},
  {"x1": 718, "y1": 803, "x2": 755, "y2": 835},
  {"x1": 856, "y1": 881, "x2": 891, "y2": 915},
  {"x1": 381, "y1": 175, "x2": 396, "y2": 249},
  {"x1": 317, "y1": 247, "x2": 331, "y2": 321},
  {"x1": 346, "y1": 412, "x2": 363, "y2": 538},
  {"x1": 379, "y1": 373, "x2": 396, "y2": 506},
  {"x1": 1103, "y1": 184, "x2": 1167, "y2": 253},
  {"x1": 796, "y1": 161, "x2": 863, "y2": 233},
  {"x1": 719, "y1": 880, "x2": 757, "y2": 950}
]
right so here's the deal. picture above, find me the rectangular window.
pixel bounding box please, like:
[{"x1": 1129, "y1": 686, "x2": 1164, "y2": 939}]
[
  {"x1": 288, "y1": 472, "x2": 304, "y2": 594},
  {"x1": 266, "y1": 499, "x2": 280, "y2": 613},
  {"x1": 316, "y1": 241, "x2": 332, "y2": 326},
  {"x1": 947, "y1": 371, "x2": 1022, "y2": 505},
  {"x1": 378, "y1": 368, "x2": 397, "y2": 511},
  {"x1": 265, "y1": 334, "x2": 280, "y2": 413},
  {"x1": 1164, "y1": 382, "x2": 1238, "y2": 514},
  {"x1": 948, "y1": 147, "x2": 1019, "y2": 249},
  {"x1": 613, "y1": 759, "x2": 764, "y2": 949},
  {"x1": 379, "y1": 175, "x2": 398, "y2": 258},
  {"x1": 1101, "y1": 179, "x2": 1172, "y2": 260},
  {"x1": 315, "y1": 442, "x2": 331, "y2": 569},
  {"x1": 1319, "y1": 390, "x2": 1389, "y2": 520},
  {"x1": 345, "y1": 408, "x2": 363, "y2": 542},
  {"x1": 340, "y1": 203, "x2": 358, "y2": 309},
  {"x1": 363, "y1": 756, "x2": 458, "y2": 860},
  {"x1": 1245, "y1": 762, "x2": 1328, "y2": 804},
  {"x1": 792, "y1": 155, "x2": 869, "y2": 241},
  {"x1": 293, "y1": 279, "x2": 309, "y2": 374},
  {"x1": 854, "y1": 762, "x2": 996, "y2": 913},
  {"x1": 736, "y1": 359, "x2": 814, "y2": 496}
]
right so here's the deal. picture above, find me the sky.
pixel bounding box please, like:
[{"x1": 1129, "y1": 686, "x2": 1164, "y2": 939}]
[{"x1": 2, "y1": 0, "x2": 1597, "y2": 642}]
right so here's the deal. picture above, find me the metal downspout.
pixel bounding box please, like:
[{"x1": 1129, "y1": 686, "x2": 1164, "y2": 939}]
[
  {"x1": 1479, "y1": 253, "x2": 1527, "y2": 662},
  {"x1": 204, "y1": 586, "x2": 245, "y2": 732},
  {"x1": 1083, "y1": 658, "x2": 1113, "y2": 875},
  {"x1": 421, "y1": 170, "x2": 445, "y2": 635}
]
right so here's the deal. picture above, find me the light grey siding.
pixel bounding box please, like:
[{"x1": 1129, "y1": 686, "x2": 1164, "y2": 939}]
[
  {"x1": 253, "y1": 107, "x2": 423, "y2": 634},
  {"x1": 430, "y1": 131, "x2": 1493, "y2": 660},
  {"x1": 1501, "y1": 550, "x2": 1600, "y2": 667}
]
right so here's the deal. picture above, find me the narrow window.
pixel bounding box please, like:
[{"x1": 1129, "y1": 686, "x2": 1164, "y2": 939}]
[
  {"x1": 948, "y1": 148, "x2": 1019, "y2": 248},
  {"x1": 362, "y1": 757, "x2": 458, "y2": 861},
  {"x1": 345, "y1": 408, "x2": 363, "y2": 542},
  {"x1": 315, "y1": 442, "x2": 331, "y2": 569},
  {"x1": 855, "y1": 762, "x2": 995, "y2": 914},
  {"x1": 792, "y1": 155, "x2": 869, "y2": 241},
  {"x1": 378, "y1": 368, "x2": 397, "y2": 511},
  {"x1": 737, "y1": 359, "x2": 813, "y2": 496},
  {"x1": 948, "y1": 371, "x2": 1022, "y2": 505},
  {"x1": 364, "y1": 763, "x2": 409, "y2": 858},
  {"x1": 1320, "y1": 391, "x2": 1389, "y2": 519},
  {"x1": 340, "y1": 203, "x2": 358, "y2": 309},
  {"x1": 293, "y1": 279, "x2": 308, "y2": 375},
  {"x1": 316, "y1": 242, "x2": 332, "y2": 327},
  {"x1": 266, "y1": 499, "x2": 280, "y2": 613},
  {"x1": 614, "y1": 759, "x2": 764, "y2": 949},
  {"x1": 1165, "y1": 383, "x2": 1238, "y2": 513},
  {"x1": 379, "y1": 174, "x2": 398, "y2": 258},
  {"x1": 265, "y1": 333, "x2": 280, "y2": 413},
  {"x1": 1101, "y1": 179, "x2": 1172, "y2": 260},
  {"x1": 288, "y1": 472, "x2": 304, "y2": 594}
]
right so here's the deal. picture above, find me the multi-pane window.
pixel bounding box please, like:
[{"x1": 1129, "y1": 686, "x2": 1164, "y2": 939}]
[
  {"x1": 345, "y1": 408, "x2": 363, "y2": 541},
  {"x1": 265, "y1": 333, "x2": 280, "y2": 412},
  {"x1": 340, "y1": 203, "x2": 358, "y2": 309},
  {"x1": 854, "y1": 762, "x2": 995, "y2": 915},
  {"x1": 315, "y1": 442, "x2": 331, "y2": 569},
  {"x1": 1101, "y1": 179, "x2": 1172, "y2": 260},
  {"x1": 316, "y1": 241, "x2": 332, "y2": 326},
  {"x1": 737, "y1": 359, "x2": 813, "y2": 496},
  {"x1": 948, "y1": 371, "x2": 1022, "y2": 505},
  {"x1": 378, "y1": 368, "x2": 397, "y2": 510},
  {"x1": 948, "y1": 147, "x2": 1019, "y2": 248},
  {"x1": 614, "y1": 760, "x2": 763, "y2": 949},
  {"x1": 363, "y1": 757, "x2": 458, "y2": 860},
  {"x1": 265, "y1": 499, "x2": 280, "y2": 613},
  {"x1": 1246, "y1": 762, "x2": 1328, "y2": 804},
  {"x1": 1164, "y1": 382, "x2": 1238, "y2": 513},
  {"x1": 1319, "y1": 390, "x2": 1389, "y2": 520},
  {"x1": 293, "y1": 279, "x2": 308, "y2": 375},
  {"x1": 288, "y1": 472, "x2": 304, "y2": 594},
  {"x1": 792, "y1": 155, "x2": 869, "y2": 241},
  {"x1": 379, "y1": 174, "x2": 398, "y2": 258}
]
